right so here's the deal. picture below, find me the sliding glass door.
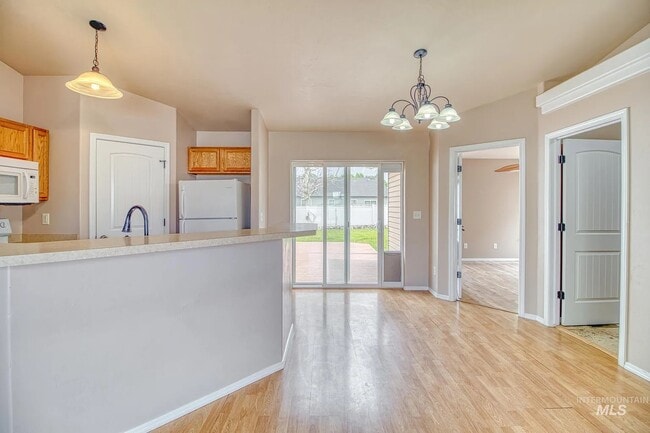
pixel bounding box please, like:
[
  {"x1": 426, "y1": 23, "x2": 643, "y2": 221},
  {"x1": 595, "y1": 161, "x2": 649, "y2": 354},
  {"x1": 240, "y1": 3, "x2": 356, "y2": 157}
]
[{"x1": 293, "y1": 162, "x2": 403, "y2": 288}]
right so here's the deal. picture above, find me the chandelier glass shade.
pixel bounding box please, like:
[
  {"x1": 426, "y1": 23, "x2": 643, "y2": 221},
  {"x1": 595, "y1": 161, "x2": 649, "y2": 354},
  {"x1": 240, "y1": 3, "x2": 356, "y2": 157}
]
[
  {"x1": 380, "y1": 49, "x2": 459, "y2": 130},
  {"x1": 65, "y1": 20, "x2": 123, "y2": 99}
]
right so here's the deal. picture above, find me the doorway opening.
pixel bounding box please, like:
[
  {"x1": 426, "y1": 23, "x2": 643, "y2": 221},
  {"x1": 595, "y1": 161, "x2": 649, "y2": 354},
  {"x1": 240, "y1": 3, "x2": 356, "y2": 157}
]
[
  {"x1": 449, "y1": 139, "x2": 526, "y2": 316},
  {"x1": 543, "y1": 111, "x2": 627, "y2": 362},
  {"x1": 291, "y1": 162, "x2": 403, "y2": 288}
]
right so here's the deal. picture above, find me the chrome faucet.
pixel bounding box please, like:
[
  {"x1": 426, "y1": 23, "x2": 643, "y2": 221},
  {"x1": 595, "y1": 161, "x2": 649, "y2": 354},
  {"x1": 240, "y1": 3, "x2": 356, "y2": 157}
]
[{"x1": 122, "y1": 205, "x2": 149, "y2": 236}]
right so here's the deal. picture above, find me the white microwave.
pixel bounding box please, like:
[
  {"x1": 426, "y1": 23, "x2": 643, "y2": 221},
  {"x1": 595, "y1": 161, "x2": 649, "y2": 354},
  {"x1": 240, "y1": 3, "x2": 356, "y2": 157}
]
[{"x1": 0, "y1": 156, "x2": 39, "y2": 204}]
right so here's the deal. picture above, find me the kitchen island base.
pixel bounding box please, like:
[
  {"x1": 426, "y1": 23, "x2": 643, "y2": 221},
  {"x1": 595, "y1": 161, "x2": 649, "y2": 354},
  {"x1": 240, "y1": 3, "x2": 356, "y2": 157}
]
[{"x1": 0, "y1": 232, "x2": 301, "y2": 433}]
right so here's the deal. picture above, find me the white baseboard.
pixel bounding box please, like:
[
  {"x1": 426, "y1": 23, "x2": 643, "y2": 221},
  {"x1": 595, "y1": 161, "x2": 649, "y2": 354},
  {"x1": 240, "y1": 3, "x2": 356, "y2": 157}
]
[
  {"x1": 404, "y1": 286, "x2": 430, "y2": 291},
  {"x1": 428, "y1": 288, "x2": 452, "y2": 301},
  {"x1": 520, "y1": 313, "x2": 546, "y2": 325},
  {"x1": 462, "y1": 258, "x2": 519, "y2": 262},
  {"x1": 624, "y1": 362, "x2": 650, "y2": 382},
  {"x1": 126, "y1": 327, "x2": 295, "y2": 433}
]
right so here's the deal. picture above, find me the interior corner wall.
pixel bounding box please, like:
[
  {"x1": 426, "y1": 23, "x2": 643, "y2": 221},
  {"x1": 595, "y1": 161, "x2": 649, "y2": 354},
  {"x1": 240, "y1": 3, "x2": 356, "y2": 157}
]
[
  {"x1": 251, "y1": 109, "x2": 269, "y2": 228},
  {"x1": 268, "y1": 131, "x2": 431, "y2": 288},
  {"x1": 462, "y1": 159, "x2": 519, "y2": 259},
  {"x1": 22, "y1": 76, "x2": 81, "y2": 236},
  {"x1": 433, "y1": 88, "x2": 538, "y2": 315},
  {"x1": 538, "y1": 72, "x2": 650, "y2": 374},
  {"x1": 0, "y1": 60, "x2": 25, "y2": 234},
  {"x1": 176, "y1": 113, "x2": 197, "y2": 232},
  {"x1": 79, "y1": 91, "x2": 177, "y2": 239}
]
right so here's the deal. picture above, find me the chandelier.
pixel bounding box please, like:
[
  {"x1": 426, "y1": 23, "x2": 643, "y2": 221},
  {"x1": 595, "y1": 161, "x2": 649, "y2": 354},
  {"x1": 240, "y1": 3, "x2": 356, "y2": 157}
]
[
  {"x1": 380, "y1": 49, "x2": 460, "y2": 131},
  {"x1": 66, "y1": 20, "x2": 123, "y2": 99}
]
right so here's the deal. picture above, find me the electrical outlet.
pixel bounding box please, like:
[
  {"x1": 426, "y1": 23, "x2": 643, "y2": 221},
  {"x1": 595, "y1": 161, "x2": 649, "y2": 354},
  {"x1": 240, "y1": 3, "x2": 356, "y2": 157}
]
[
  {"x1": 493, "y1": 243, "x2": 498, "y2": 249},
  {"x1": 42, "y1": 213, "x2": 50, "y2": 225},
  {"x1": 433, "y1": 266, "x2": 437, "y2": 276},
  {"x1": 413, "y1": 211, "x2": 422, "y2": 220},
  {"x1": 464, "y1": 242, "x2": 468, "y2": 249}
]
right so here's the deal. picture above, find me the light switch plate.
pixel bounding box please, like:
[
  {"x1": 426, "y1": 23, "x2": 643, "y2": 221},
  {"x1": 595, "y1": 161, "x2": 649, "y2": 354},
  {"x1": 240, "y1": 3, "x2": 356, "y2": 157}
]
[{"x1": 413, "y1": 211, "x2": 422, "y2": 220}]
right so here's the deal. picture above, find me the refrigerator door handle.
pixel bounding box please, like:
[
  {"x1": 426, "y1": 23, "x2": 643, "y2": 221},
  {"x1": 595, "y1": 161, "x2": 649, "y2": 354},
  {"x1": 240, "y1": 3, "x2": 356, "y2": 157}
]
[{"x1": 180, "y1": 188, "x2": 185, "y2": 219}]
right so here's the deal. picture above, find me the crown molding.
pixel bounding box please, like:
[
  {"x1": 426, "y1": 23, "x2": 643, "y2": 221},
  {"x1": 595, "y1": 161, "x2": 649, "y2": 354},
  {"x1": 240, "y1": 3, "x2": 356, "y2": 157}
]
[{"x1": 536, "y1": 38, "x2": 650, "y2": 114}]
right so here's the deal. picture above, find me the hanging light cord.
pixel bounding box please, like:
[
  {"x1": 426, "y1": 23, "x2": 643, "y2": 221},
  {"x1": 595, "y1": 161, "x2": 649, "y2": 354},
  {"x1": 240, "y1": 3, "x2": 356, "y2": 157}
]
[{"x1": 92, "y1": 29, "x2": 100, "y2": 72}]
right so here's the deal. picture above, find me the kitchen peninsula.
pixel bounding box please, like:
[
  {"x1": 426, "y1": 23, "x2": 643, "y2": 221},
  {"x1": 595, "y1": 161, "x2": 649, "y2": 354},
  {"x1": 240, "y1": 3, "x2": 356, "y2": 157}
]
[{"x1": 0, "y1": 224, "x2": 315, "y2": 433}]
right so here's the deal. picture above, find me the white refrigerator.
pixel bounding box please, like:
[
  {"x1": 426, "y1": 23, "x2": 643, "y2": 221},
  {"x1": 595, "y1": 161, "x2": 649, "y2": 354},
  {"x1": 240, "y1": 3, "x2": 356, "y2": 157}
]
[{"x1": 179, "y1": 180, "x2": 251, "y2": 233}]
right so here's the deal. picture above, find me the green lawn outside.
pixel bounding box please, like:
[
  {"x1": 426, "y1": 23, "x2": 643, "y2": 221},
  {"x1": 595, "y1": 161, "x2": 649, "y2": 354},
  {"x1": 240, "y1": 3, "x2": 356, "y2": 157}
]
[{"x1": 298, "y1": 228, "x2": 388, "y2": 251}]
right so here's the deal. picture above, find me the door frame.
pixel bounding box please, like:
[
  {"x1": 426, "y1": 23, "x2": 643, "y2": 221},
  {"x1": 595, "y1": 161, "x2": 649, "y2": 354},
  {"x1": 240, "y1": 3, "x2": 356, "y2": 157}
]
[
  {"x1": 290, "y1": 160, "x2": 405, "y2": 288},
  {"x1": 542, "y1": 109, "x2": 629, "y2": 365},
  {"x1": 89, "y1": 133, "x2": 170, "y2": 239},
  {"x1": 448, "y1": 138, "x2": 526, "y2": 317}
]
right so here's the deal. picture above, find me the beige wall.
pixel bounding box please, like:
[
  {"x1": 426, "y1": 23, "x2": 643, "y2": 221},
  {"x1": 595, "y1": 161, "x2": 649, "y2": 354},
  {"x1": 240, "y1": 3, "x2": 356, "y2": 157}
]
[
  {"x1": 538, "y1": 73, "x2": 650, "y2": 374},
  {"x1": 462, "y1": 159, "x2": 519, "y2": 259},
  {"x1": 251, "y1": 109, "x2": 269, "y2": 228},
  {"x1": 432, "y1": 88, "x2": 538, "y2": 314},
  {"x1": 0, "y1": 60, "x2": 22, "y2": 122},
  {"x1": 22, "y1": 76, "x2": 81, "y2": 236},
  {"x1": 79, "y1": 91, "x2": 177, "y2": 238},
  {"x1": 0, "y1": 60, "x2": 24, "y2": 233},
  {"x1": 268, "y1": 131, "x2": 430, "y2": 288}
]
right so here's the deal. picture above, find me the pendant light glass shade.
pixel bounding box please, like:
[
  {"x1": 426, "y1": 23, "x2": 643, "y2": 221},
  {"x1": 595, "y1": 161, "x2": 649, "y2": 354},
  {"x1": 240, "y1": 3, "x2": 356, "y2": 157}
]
[
  {"x1": 380, "y1": 108, "x2": 403, "y2": 126},
  {"x1": 393, "y1": 116, "x2": 412, "y2": 130},
  {"x1": 414, "y1": 102, "x2": 438, "y2": 120},
  {"x1": 66, "y1": 20, "x2": 122, "y2": 99},
  {"x1": 438, "y1": 104, "x2": 460, "y2": 122},
  {"x1": 65, "y1": 70, "x2": 123, "y2": 99},
  {"x1": 427, "y1": 119, "x2": 449, "y2": 130}
]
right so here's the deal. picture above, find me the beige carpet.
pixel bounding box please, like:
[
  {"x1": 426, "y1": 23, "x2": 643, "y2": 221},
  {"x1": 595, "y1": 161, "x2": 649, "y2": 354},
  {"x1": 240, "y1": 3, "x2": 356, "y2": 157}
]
[{"x1": 559, "y1": 325, "x2": 619, "y2": 357}]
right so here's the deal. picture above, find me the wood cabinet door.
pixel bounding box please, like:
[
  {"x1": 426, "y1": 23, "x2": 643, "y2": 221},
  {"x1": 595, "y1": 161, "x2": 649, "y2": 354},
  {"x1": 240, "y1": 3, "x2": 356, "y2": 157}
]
[
  {"x1": 0, "y1": 118, "x2": 32, "y2": 160},
  {"x1": 188, "y1": 147, "x2": 221, "y2": 174},
  {"x1": 220, "y1": 147, "x2": 251, "y2": 174},
  {"x1": 31, "y1": 127, "x2": 50, "y2": 201}
]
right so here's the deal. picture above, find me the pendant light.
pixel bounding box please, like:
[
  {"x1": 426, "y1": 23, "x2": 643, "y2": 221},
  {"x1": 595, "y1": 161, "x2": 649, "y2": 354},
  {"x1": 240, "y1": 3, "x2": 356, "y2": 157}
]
[
  {"x1": 66, "y1": 20, "x2": 123, "y2": 99},
  {"x1": 380, "y1": 49, "x2": 460, "y2": 131}
]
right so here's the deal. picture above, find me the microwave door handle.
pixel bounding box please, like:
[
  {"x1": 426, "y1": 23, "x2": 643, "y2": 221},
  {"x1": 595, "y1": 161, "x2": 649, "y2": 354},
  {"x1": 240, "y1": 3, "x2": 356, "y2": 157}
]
[{"x1": 23, "y1": 171, "x2": 29, "y2": 199}]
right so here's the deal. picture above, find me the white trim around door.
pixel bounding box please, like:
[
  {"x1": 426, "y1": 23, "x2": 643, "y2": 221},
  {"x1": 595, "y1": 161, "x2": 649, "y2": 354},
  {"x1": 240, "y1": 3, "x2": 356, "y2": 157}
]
[
  {"x1": 542, "y1": 109, "x2": 629, "y2": 367},
  {"x1": 448, "y1": 138, "x2": 526, "y2": 317},
  {"x1": 89, "y1": 133, "x2": 171, "y2": 239}
]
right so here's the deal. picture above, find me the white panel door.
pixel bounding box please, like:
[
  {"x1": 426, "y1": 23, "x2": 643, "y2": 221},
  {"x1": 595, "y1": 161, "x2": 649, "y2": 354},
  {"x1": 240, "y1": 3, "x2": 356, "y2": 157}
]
[
  {"x1": 179, "y1": 180, "x2": 237, "y2": 219},
  {"x1": 562, "y1": 139, "x2": 621, "y2": 325},
  {"x1": 95, "y1": 139, "x2": 167, "y2": 238}
]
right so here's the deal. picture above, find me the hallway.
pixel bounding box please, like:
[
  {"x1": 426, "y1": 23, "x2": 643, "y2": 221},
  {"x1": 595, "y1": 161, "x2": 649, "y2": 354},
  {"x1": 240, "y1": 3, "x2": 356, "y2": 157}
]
[{"x1": 156, "y1": 290, "x2": 650, "y2": 432}]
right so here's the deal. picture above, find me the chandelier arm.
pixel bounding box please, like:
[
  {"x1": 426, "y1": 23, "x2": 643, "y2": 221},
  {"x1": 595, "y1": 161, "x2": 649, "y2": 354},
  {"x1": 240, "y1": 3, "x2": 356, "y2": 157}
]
[
  {"x1": 410, "y1": 85, "x2": 420, "y2": 108},
  {"x1": 430, "y1": 95, "x2": 451, "y2": 105},
  {"x1": 424, "y1": 84, "x2": 432, "y2": 102},
  {"x1": 390, "y1": 99, "x2": 414, "y2": 110},
  {"x1": 400, "y1": 103, "x2": 417, "y2": 117}
]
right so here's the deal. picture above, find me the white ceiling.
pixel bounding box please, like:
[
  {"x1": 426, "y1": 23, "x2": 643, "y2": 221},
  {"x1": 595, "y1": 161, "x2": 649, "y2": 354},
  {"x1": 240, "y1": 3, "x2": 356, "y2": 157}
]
[
  {"x1": 0, "y1": 0, "x2": 648, "y2": 131},
  {"x1": 462, "y1": 147, "x2": 519, "y2": 160}
]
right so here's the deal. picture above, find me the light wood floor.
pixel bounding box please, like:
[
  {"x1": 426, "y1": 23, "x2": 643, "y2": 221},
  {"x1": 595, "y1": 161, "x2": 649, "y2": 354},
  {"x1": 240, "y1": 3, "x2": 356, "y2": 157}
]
[
  {"x1": 461, "y1": 260, "x2": 519, "y2": 313},
  {"x1": 155, "y1": 290, "x2": 650, "y2": 433}
]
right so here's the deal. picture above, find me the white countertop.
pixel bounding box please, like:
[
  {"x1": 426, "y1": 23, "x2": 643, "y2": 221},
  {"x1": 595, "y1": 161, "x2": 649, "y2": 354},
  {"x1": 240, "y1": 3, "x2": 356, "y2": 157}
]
[{"x1": 0, "y1": 223, "x2": 317, "y2": 267}]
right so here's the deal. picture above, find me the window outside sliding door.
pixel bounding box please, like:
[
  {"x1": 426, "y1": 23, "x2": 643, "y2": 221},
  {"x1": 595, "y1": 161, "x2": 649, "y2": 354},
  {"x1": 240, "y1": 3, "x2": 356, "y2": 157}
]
[{"x1": 292, "y1": 162, "x2": 403, "y2": 288}]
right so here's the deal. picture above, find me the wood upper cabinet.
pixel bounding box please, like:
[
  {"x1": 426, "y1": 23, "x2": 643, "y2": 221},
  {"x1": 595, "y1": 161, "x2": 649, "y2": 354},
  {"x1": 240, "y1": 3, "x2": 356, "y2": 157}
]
[
  {"x1": 0, "y1": 118, "x2": 32, "y2": 160},
  {"x1": 220, "y1": 147, "x2": 251, "y2": 174},
  {"x1": 188, "y1": 146, "x2": 251, "y2": 174},
  {"x1": 188, "y1": 147, "x2": 221, "y2": 173},
  {"x1": 0, "y1": 117, "x2": 50, "y2": 201},
  {"x1": 31, "y1": 127, "x2": 50, "y2": 201}
]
